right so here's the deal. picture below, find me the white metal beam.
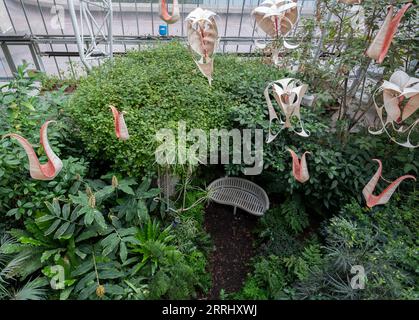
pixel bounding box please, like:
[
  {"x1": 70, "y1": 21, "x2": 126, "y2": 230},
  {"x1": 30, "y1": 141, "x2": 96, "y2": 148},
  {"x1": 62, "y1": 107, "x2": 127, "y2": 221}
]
[{"x1": 67, "y1": 0, "x2": 113, "y2": 71}]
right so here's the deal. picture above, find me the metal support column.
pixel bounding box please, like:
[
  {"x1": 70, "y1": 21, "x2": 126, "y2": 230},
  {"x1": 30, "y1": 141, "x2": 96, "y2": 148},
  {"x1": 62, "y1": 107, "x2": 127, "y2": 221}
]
[
  {"x1": 67, "y1": 0, "x2": 113, "y2": 71},
  {"x1": 0, "y1": 42, "x2": 17, "y2": 74}
]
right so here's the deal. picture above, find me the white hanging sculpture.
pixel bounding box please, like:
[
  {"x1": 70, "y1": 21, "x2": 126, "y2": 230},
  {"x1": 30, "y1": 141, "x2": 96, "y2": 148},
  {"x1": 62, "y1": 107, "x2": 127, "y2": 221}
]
[
  {"x1": 185, "y1": 8, "x2": 219, "y2": 85},
  {"x1": 362, "y1": 159, "x2": 416, "y2": 208},
  {"x1": 159, "y1": 0, "x2": 180, "y2": 24},
  {"x1": 265, "y1": 78, "x2": 310, "y2": 142},
  {"x1": 3, "y1": 121, "x2": 63, "y2": 180},
  {"x1": 369, "y1": 70, "x2": 419, "y2": 148},
  {"x1": 252, "y1": 0, "x2": 299, "y2": 65}
]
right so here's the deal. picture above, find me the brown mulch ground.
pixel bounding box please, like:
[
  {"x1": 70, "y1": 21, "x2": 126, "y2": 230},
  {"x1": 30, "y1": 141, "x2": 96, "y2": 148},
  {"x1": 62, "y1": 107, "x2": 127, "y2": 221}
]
[{"x1": 203, "y1": 202, "x2": 259, "y2": 299}]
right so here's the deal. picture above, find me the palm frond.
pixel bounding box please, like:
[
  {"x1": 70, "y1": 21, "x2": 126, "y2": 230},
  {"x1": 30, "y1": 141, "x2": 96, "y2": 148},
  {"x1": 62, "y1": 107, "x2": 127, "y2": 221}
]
[
  {"x1": 11, "y1": 278, "x2": 48, "y2": 300},
  {"x1": 0, "y1": 253, "x2": 30, "y2": 281},
  {"x1": 0, "y1": 234, "x2": 31, "y2": 282}
]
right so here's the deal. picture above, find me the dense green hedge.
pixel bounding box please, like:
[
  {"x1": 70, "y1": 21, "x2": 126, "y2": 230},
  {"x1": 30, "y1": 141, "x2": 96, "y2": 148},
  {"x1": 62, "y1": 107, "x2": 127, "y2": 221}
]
[{"x1": 67, "y1": 42, "x2": 286, "y2": 176}]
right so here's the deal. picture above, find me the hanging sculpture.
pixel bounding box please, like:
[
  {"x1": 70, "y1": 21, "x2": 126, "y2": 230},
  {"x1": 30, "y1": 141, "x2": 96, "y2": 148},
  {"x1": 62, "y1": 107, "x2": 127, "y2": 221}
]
[
  {"x1": 265, "y1": 78, "x2": 310, "y2": 143},
  {"x1": 366, "y1": 3, "x2": 412, "y2": 64},
  {"x1": 369, "y1": 70, "x2": 419, "y2": 148},
  {"x1": 159, "y1": 0, "x2": 180, "y2": 24},
  {"x1": 252, "y1": 0, "x2": 299, "y2": 65},
  {"x1": 185, "y1": 8, "x2": 219, "y2": 85},
  {"x1": 362, "y1": 159, "x2": 415, "y2": 208},
  {"x1": 2, "y1": 121, "x2": 63, "y2": 180},
  {"x1": 110, "y1": 105, "x2": 130, "y2": 141},
  {"x1": 287, "y1": 148, "x2": 311, "y2": 183}
]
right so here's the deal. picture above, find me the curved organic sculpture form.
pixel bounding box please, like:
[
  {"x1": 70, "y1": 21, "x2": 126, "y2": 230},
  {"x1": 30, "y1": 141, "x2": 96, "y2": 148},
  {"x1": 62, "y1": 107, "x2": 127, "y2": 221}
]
[
  {"x1": 287, "y1": 148, "x2": 311, "y2": 183},
  {"x1": 362, "y1": 159, "x2": 416, "y2": 208},
  {"x1": 185, "y1": 8, "x2": 219, "y2": 85},
  {"x1": 265, "y1": 78, "x2": 309, "y2": 142},
  {"x1": 110, "y1": 105, "x2": 130, "y2": 141},
  {"x1": 369, "y1": 70, "x2": 419, "y2": 148},
  {"x1": 252, "y1": 0, "x2": 299, "y2": 64},
  {"x1": 159, "y1": 0, "x2": 180, "y2": 24},
  {"x1": 366, "y1": 3, "x2": 412, "y2": 64},
  {"x1": 2, "y1": 121, "x2": 63, "y2": 180}
]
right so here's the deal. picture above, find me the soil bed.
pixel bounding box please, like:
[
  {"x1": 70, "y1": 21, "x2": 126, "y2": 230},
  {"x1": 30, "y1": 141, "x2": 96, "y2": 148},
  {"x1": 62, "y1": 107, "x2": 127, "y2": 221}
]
[{"x1": 204, "y1": 202, "x2": 259, "y2": 299}]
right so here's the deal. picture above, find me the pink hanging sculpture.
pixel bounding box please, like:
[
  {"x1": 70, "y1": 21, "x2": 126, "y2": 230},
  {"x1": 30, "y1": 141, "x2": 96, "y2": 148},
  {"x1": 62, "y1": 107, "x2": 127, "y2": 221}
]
[
  {"x1": 366, "y1": 3, "x2": 412, "y2": 64},
  {"x1": 185, "y1": 8, "x2": 219, "y2": 85},
  {"x1": 265, "y1": 78, "x2": 310, "y2": 142},
  {"x1": 110, "y1": 105, "x2": 130, "y2": 141},
  {"x1": 159, "y1": 0, "x2": 180, "y2": 24},
  {"x1": 287, "y1": 148, "x2": 311, "y2": 183},
  {"x1": 362, "y1": 159, "x2": 416, "y2": 208},
  {"x1": 3, "y1": 121, "x2": 63, "y2": 180},
  {"x1": 369, "y1": 70, "x2": 419, "y2": 148},
  {"x1": 252, "y1": 0, "x2": 299, "y2": 65}
]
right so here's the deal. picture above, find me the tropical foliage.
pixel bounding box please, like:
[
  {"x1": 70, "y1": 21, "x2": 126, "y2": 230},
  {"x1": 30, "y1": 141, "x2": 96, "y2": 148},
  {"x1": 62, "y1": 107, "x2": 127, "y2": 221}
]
[{"x1": 0, "y1": 1, "x2": 417, "y2": 300}]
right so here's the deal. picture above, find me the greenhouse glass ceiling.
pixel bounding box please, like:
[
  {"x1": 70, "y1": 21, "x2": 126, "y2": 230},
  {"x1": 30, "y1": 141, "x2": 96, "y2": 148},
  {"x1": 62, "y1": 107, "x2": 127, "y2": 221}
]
[{"x1": 0, "y1": 0, "x2": 316, "y2": 79}]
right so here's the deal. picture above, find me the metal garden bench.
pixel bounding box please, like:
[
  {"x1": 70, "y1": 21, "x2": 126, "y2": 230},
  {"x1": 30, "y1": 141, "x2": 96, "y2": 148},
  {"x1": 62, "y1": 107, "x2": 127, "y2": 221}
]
[{"x1": 207, "y1": 177, "x2": 270, "y2": 216}]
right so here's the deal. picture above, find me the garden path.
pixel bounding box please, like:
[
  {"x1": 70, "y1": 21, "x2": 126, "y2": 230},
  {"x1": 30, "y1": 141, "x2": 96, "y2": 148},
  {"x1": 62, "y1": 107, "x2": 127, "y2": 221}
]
[{"x1": 203, "y1": 202, "x2": 258, "y2": 299}]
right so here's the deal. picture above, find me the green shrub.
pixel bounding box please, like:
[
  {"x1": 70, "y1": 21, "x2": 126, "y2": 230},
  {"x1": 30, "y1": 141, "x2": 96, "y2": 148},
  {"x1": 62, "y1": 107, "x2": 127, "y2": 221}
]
[
  {"x1": 0, "y1": 65, "x2": 84, "y2": 221},
  {"x1": 66, "y1": 42, "x2": 286, "y2": 176},
  {"x1": 283, "y1": 244, "x2": 323, "y2": 281},
  {"x1": 233, "y1": 255, "x2": 287, "y2": 300},
  {"x1": 242, "y1": 191, "x2": 418, "y2": 300},
  {"x1": 232, "y1": 277, "x2": 269, "y2": 300},
  {"x1": 0, "y1": 66, "x2": 211, "y2": 299},
  {"x1": 258, "y1": 205, "x2": 308, "y2": 257},
  {"x1": 275, "y1": 195, "x2": 309, "y2": 235},
  {"x1": 1, "y1": 157, "x2": 87, "y2": 220},
  {"x1": 295, "y1": 191, "x2": 419, "y2": 300},
  {"x1": 3, "y1": 171, "x2": 208, "y2": 300},
  {"x1": 229, "y1": 91, "x2": 418, "y2": 212}
]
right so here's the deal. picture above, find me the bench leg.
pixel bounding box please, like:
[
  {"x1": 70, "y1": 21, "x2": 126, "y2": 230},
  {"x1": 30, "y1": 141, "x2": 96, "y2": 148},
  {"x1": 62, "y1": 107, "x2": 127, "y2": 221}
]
[{"x1": 233, "y1": 206, "x2": 237, "y2": 217}]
